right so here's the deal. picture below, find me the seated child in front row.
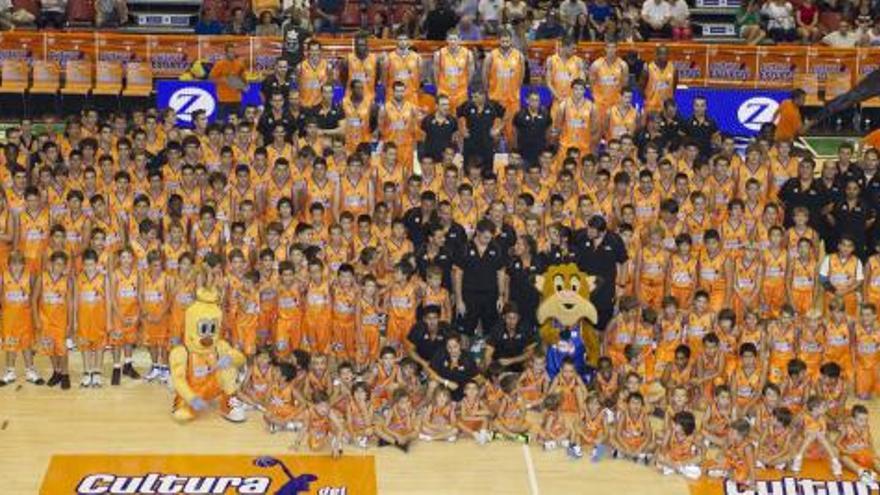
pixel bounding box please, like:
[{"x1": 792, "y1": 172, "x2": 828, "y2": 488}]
[
  {"x1": 493, "y1": 374, "x2": 531, "y2": 442},
  {"x1": 791, "y1": 396, "x2": 843, "y2": 477},
  {"x1": 655, "y1": 411, "x2": 703, "y2": 480},
  {"x1": 457, "y1": 380, "x2": 492, "y2": 444},
  {"x1": 709, "y1": 419, "x2": 755, "y2": 492},
  {"x1": 611, "y1": 392, "x2": 654, "y2": 463},
  {"x1": 756, "y1": 406, "x2": 797, "y2": 471},
  {"x1": 419, "y1": 386, "x2": 459, "y2": 442},
  {"x1": 291, "y1": 391, "x2": 345, "y2": 458},
  {"x1": 836, "y1": 405, "x2": 880, "y2": 484},
  {"x1": 568, "y1": 392, "x2": 608, "y2": 461},
  {"x1": 536, "y1": 394, "x2": 570, "y2": 451},
  {"x1": 377, "y1": 388, "x2": 419, "y2": 453}
]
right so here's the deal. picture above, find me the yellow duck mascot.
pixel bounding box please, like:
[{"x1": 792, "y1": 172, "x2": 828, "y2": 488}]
[
  {"x1": 535, "y1": 263, "x2": 601, "y2": 367},
  {"x1": 170, "y1": 286, "x2": 247, "y2": 423}
]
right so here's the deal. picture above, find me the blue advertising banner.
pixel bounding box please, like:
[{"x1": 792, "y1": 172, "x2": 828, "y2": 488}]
[
  {"x1": 674, "y1": 87, "x2": 790, "y2": 138},
  {"x1": 156, "y1": 81, "x2": 218, "y2": 127}
]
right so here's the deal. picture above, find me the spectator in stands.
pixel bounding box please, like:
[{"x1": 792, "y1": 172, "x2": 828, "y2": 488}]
[
  {"x1": 424, "y1": 0, "x2": 459, "y2": 40},
  {"x1": 280, "y1": 8, "x2": 311, "y2": 65},
  {"x1": 641, "y1": 0, "x2": 672, "y2": 39},
  {"x1": 255, "y1": 10, "x2": 280, "y2": 35},
  {"x1": 855, "y1": 2, "x2": 875, "y2": 38},
  {"x1": 209, "y1": 43, "x2": 248, "y2": 119},
  {"x1": 617, "y1": 0, "x2": 641, "y2": 26},
  {"x1": 736, "y1": 0, "x2": 766, "y2": 44},
  {"x1": 225, "y1": 7, "x2": 253, "y2": 34},
  {"x1": 457, "y1": 14, "x2": 483, "y2": 40},
  {"x1": 559, "y1": 0, "x2": 587, "y2": 29},
  {"x1": 535, "y1": 8, "x2": 566, "y2": 39},
  {"x1": 0, "y1": 0, "x2": 34, "y2": 29},
  {"x1": 95, "y1": 0, "x2": 127, "y2": 27},
  {"x1": 822, "y1": 19, "x2": 861, "y2": 46},
  {"x1": 617, "y1": 17, "x2": 644, "y2": 41},
  {"x1": 253, "y1": 0, "x2": 280, "y2": 18},
  {"x1": 35, "y1": 0, "x2": 65, "y2": 28},
  {"x1": 762, "y1": 0, "x2": 797, "y2": 43},
  {"x1": 669, "y1": 0, "x2": 691, "y2": 39},
  {"x1": 588, "y1": 0, "x2": 614, "y2": 40},
  {"x1": 313, "y1": 0, "x2": 343, "y2": 33},
  {"x1": 394, "y1": 7, "x2": 422, "y2": 38},
  {"x1": 572, "y1": 13, "x2": 592, "y2": 40},
  {"x1": 368, "y1": 11, "x2": 391, "y2": 38},
  {"x1": 503, "y1": 0, "x2": 528, "y2": 24},
  {"x1": 196, "y1": 8, "x2": 226, "y2": 34},
  {"x1": 477, "y1": 0, "x2": 502, "y2": 35},
  {"x1": 456, "y1": 0, "x2": 478, "y2": 18},
  {"x1": 796, "y1": 0, "x2": 821, "y2": 43},
  {"x1": 862, "y1": 17, "x2": 880, "y2": 46}
]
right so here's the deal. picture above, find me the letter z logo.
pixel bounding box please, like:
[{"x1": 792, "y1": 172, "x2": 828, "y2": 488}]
[
  {"x1": 168, "y1": 87, "x2": 216, "y2": 123},
  {"x1": 737, "y1": 96, "x2": 779, "y2": 132}
]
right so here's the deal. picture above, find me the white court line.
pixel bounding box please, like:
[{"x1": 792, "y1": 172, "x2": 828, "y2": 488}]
[{"x1": 522, "y1": 443, "x2": 541, "y2": 495}]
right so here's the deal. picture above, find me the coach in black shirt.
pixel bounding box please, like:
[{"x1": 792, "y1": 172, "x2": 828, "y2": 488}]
[
  {"x1": 421, "y1": 94, "x2": 458, "y2": 162},
  {"x1": 778, "y1": 158, "x2": 826, "y2": 228},
  {"x1": 484, "y1": 303, "x2": 537, "y2": 373},
  {"x1": 260, "y1": 58, "x2": 293, "y2": 103},
  {"x1": 573, "y1": 215, "x2": 628, "y2": 330},
  {"x1": 307, "y1": 84, "x2": 344, "y2": 131},
  {"x1": 257, "y1": 91, "x2": 295, "y2": 142},
  {"x1": 457, "y1": 87, "x2": 504, "y2": 173},
  {"x1": 683, "y1": 95, "x2": 719, "y2": 159},
  {"x1": 404, "y1": 191, "x2": 438, "y2": 247},
  {"x1": 429, "y1": 335, "x2": 479, "y2": 400},
  {"x1": 406, "y1": 305, "x2": 451, "y2": 370},
  {"x1": 513, "y1": 90, "x2": 552, "y2": 167},
  {"x1": 453, "y1": 219, "x2": 506, "y2": 336}
]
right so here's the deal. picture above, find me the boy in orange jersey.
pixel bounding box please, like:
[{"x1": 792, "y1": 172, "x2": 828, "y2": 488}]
[
  {"x1": 75, "y1": 249, "x2": 110, "y2": 388},
  {"x1": 767, "y1": 304, "x2": 798, "y2": 384},
  {"x1": 655, "y1": 297, "x2": 685, "y2": 376},
  {"x1": 683, "y1": 291, "x2": 713, "y2": 355},
  {"x1": 694, "y1": 333, "x2": 727, "y2": 406},
  {"x1": 275, "y1": 261, "x2": 304, "y2": 358},
  {"x1": 17, "y1": 186, "x2": 49, "y2": 274},
  {"x1": 634, "y1": 226, "x2": 668, "y2": 310},
  {"x1": 421, "y1": 265, "x2": 451, "y2": 322},
  {"x1": 791, "y1": 396, "x2": 843, "y2": 477},
  {"x1": 237, "y1": 351, "x2": 276, "y2": 411},
  {"x1": 708, "y1": 419, "x2": 756, "y2": 491},
  {"x1": 0, "y1": 251, "x2": 42, "y2": 385},
  {"x1": 385, "y1": 261, "x2": 419, "y2": 353},
  {"x1": 729, "y1": 343, "x2": 766, "y2": 413},
  {"x1": 604, "y1": 296, "x2": 638, "y2": 367},
  {"x1": 665, "y1": 234, "x2": 698, "y2": 308},
  {"x1": 109, "y1": 248, "x2": 141, "y2": 384},
  {"x1": 815, "y1": 362, "x2": 848, "y2": 429},
  {"x1": 787, "y1": 237, "x2": 818, "y2": 315},
  {"x1": 139, "y1": 251, "x2": 171, "y2": 386},
  {"x1": 168, "y1": 252, "x2": 196, "y2": 348},
  {"x1": 865, "y1": 239, "x2": 880, "y2": 309},
  {"x1": 303, "y1": 258, "x2": 332, "y2": 355},
  {"x1": 731, "y1": 242, "x2": 763, "y2": 323},
  {"x1": 854, "y1": 303, "x2": 880, "y2": 400},
  {"x1": 567, "y1": 392, "x2": 608, "y2": 461},
  {"x1": 236, "y1": 270, "x2": 262, "y2": 361},
  {"x1": 824, "y1": 298, "x2": 854, "y2": 380},
  {"x1": 698, "y1": 230, "x2": 733, "y2": 313},
  {"x1": 355, "y1": 274, "x2": 383, "y2": 373},
  {"x1": 33, "y1": 251, "x2": 72, "y2": 389},
  {"x1": 756, "y1": 406, "x2": 796, "y2": 471},
  {"x1": 798, "y1": 310, "x2": 825, "y2": 379},
  {"x1": 256, "y1": 249, "x2": 279, "y2": 350},
  {"x1": 820, "y1": 236, "x2": 863, "y2": 317},
  {"x1": 377, "y1": 388, "x2": 420, "y2": 452},
  {"x1": 655, "y1": 411, "x2": 703, "y2": 479},
  {"x1": 330, "y1": 264, "x2": 359, "y2": 360},
  {"x1": 780, "y1": 359, "x2": 810, "y2": 415},
  {"x1": 761, "y1": 226, "x2": 788, "y2": 318},
  {"x1": 611, "y1": 392, "x2": 654, "y2": 464},
  {"x1": 661, "y1": 345, "x2": 695, "y2": 404},
  {"x1": 836, "y1": 405, "x2": 880, "y2": 484}
]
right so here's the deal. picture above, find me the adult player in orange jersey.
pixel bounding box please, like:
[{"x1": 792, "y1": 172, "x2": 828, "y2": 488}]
[
  {"x1": 343, "y1": 31, "x2": 382, "y2": 104},
  {"x1": 639, "y1": 44, "x2": 677, "y2": 114},
  {"x1": 434, "y1": 29, "x2": 474, "y2": 112},
  {"x1": 385, "y1": 33, "x2": 421, "y2": 107},
  {"x1": 16, "y1": 186, "x2": 49, "y2": 274},
  {"x1": 75, "y1": 249, "x2": 110, "y2": 388},
  {"x1": 298, "y1": 41, "x2": 331, "y2": 108},
  {"x1": 554, "y1": 79, "x2": 599, "y2": 156},
  {"x1": 544, "y1": 36, "x2": 586, "y2": 110},
  {"x1": 33, "y1": 251, "x2": 72, "y2": 389},
  {"x1": 341, "y1": 79, "x2": 377, "y2": 154},
  {"x1": 378, "y1": 81, "x2": 420, "y2": 172},
  {"x1": 589, "y1": 41, "x2": 629, "y2": 120},
  {"x1": 483, "y1": 29, "x2": 525, "y2": 140},
  {"x1": 0, "y1": 251, "x2": 42, "y2": 386}
]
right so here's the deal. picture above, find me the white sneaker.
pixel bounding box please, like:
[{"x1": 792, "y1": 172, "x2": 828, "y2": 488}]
[
  {"x1": 831, "y1": 458, "x2": 843, "y2": 477},
  {"x1": 476, "y1": 430, "x2": 490, "y2": 445},
  {"x1": 791, "y1": 455, "x2": 803, "y2": 473},
  {"x1": 679, "y1": 465, "x2": 702, "y2": 480},
  {"x1": 660, "y1": 466, "x2": 675, "y2": 476},
  {"x1": 223, "y1": 397, "x2": 247, "y2": 423},
  {"x1": 543, "y1": 440, "x2": 557, "y2": 451},
  {"x1": 91, "y1": 373, "x2": 103, "y2": 388},
  {"x1": 159, "y1": 368, "x2": 171, "y2": 384},
  {"x1": 357, "y1": 436, "x2": 369, "y2": 449},
  {"x1": 80, "y1": 373, "x2": 93, "y2": 388},
  {"x1": 859, "y1": 470, "x2": 876, "y2": 485},
  {"x1": 419, "y1": 433, "x2": 433, "y2": 441},
  {"x1": 447, "y1": 435, "x2": 457, "y2": 442},
  {"x1": 774, "y1": 462, "x2": 787, "y2": 471},
  {"x1": 143, "y1": 367, "x2": 161, "y2": 382},
  {"x1": 560, "y1": 439, "x2": 570, "y2": 448},
  {"x1": 567, "y1": 444, "x2": 584, "y2": 459},
  {"x1": 2, "y1": 368, "x2": 16, "y2": 384},
  {"x1": 25, "y1": 369, "x2": 43, "y2": 384}
]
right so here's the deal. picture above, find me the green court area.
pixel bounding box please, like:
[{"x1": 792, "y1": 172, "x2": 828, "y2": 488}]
[{"x1": 801, "y1": 135, "x2": 860, "y2": 159}]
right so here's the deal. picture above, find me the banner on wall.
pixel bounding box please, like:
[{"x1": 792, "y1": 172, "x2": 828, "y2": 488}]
[
  {"x1": 676, "y1": 87, "x2": 790, "y2": 137},
  {"x1": 156, "y1": 81, "x2": 218, "y2": 126},
  {"x1": 40, "y1": 454, "x2": 377, "y2": 495},
  {"x1": 688, "y1": 460, "x2": 867, "y2": 495}
]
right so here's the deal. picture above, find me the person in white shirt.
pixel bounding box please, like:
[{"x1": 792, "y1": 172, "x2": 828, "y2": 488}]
[
  {"x1": 668, "y1": 0, "x2": 691, "y2": 40},
  {"x1": 559, "y1": 0, "x2": 587, "y2": 29},
  {"x1": 822, "y1": 20, "x2": 861, "y2": 47},
  {"x1": 761, "y1": 0, "x2": 797, "y2": 42},
  {"x1": 477, "y1": 0, "x2": 502, "y2": 34},
  {"x1": 641, "y1": 0, "x2": 672, "y2": 38}
]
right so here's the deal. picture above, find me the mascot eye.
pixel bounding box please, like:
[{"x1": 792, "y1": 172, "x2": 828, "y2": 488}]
[
  {"x1": 198, "y1": 321, "x2": 217, "y2": 336},
  {"x1": 569, "y1": 276, "x2": 581, "y2": 293},
  {"x1": 553, "y1": 274, "x2": 565, "y2": 293}
]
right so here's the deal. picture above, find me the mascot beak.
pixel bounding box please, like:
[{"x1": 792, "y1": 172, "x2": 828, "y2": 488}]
[{"x1": 200, "y1": 336, "x2": 214, "y2": 347}]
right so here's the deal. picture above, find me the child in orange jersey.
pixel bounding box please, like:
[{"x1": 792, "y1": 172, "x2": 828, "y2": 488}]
[
  {"x1": 421, "y1": 265, "x2": 451, "y2": 322},
  {"x1": 756, "y1": 406, "x2": 796, "y2": 471},
  {"x1": 330, "y1": 263, "x2": 358, "y2": 360},
  {"x1": 346, "y1": 382, "x2": 376, "y2": 449},
  {"x1": 702, "y1": 384, "x2": 736, "y2": 448},
  {"x1": 139, "y1": 251, "x2": 171, "y2": 386},
  {"x1": 820, "y1": 236, "x2": 863, "y2": 317},
  {"x1": 713, "y1": 309, "x2": 739, "y2": 377},
  {"x1": 304, "y1": 353, "x2": 333, "y2": 401},
  {"x1": 419, "y1": 386, "x2": 459, "y2": 442},
  {"x1": 825, "y1": 298, "x2": 854, "y2": 380},
  {"x1": 238, "y1": 351, "x2": 276, "y2": 411},
  {"x1": 787, "y1": 237, "x2": 818, "y2": 316},
  {"x1": 33, "y1": 251, "x2": 72, "y2": 389},
  {"x1": 655, "y1": 411, "x2": 703, "y2": 480},
  {"x1": 457, "y1": 381, "x2": 492, "y2": 445},
  {"x1": 377, "y1": 388, "x2": 419, "y2": 453},
  {"x1": 18, "y1": 186, "x2": 49, "y2": 274},
  {"x1": 109, "y1": 247, "x2": 141, "y2": 382},
  {"x1": 275, "y1": 261, "x2": 304, "y2": 358},
  {"x1": 0, "y1": 251, "x2": 41, "y2": 385},
  {"x1": 708, "y1": 419, "x2": 755, "y2": 492},
  {"x1": 536, "y1": 393, "x2": 571, "y2": 451},
  {"x1": 854, "y1": 303, "x2": 880, "y2": 400},
  {"x1": 264, "y1": 362, "x2": 308, "y2": 433},
  {"x1": 665, "y1": 233, "x2": 697, "y2": 308},
  {"x1": 698, "y1": 230, "x2": 733, "y2": 313},
  {"x1": 292, "y1": 391, "x2": 345, "y2": 458},
  {"x1": 780, "y1": 359, "x2": 810, "y2": 415},
  {"x1": 695, "y1": 333, "x2": 727, "y2": 405},
  {"x1": 729, "y1": 343, "x2": 766, "y2": 413},
  {"x1": 791, "y1": 396, "x2": 843, "y2": 477},
  {"x1": 370, "y1": 346, "x2": 403, "y2": 409},
  {"x1": 761, "y1": 226, "x2": 788, "y2": 317},
  {"x1": 731, "y1": 242, "x2": 764, "y2": 323},
  {"x1": 517, "y1": 352, "x2": 550, "y2": 408},
  {"x1": 354, "y1": 274, "x2": 383, "y2": 372},
  {"x1": 815, "y1": 362, "x2": 848, "y2": 429},
  {"x1": 684, "y1": 290, "x2": 713, "y2": 355},
  {"x1": 635, "y1": 226, "x2": 668, "y2": 310},
  {"x1": 550, "y1": 358, "x2": 589, "y2": 416},
  {"x1": 798, "y1": 310, "x2": 825, "y2": 379},
  {"x1": 568, "y1": 392, "x2": 608, "y2": 461},
  {"x1": 256, "y1": 249, "x2": 279, "y2": 349},
  {"x1": 655, "y1": 296, "x2": 685, "y2": 376},
  {"x1": 604, "y1": 295, "x2": 639, "y2": 367},
  {"x1": 767, "y1": 304, "x2": 798, "y2": 384},
  {"x1": 863, "y1": 240, "x2": 880, "y2": 309},
  {"x1": 75, "y1": 249, "x2": 110, "y2": 388},
  {"x1": 385, "y1": 261, "x2": 419, "y2": 352},
  {"x1": 303, "y1": 258, "x2": 332, "y2": 354},
  {"x1": 236, "y1": 270, "x2": 262, "y2": 360},
  {"x1": 493, "y1": 374, "x2": 532, "y2": 442},
  {"x1": 836, "y1": 405, "x2": 880, "y2": 484},
  {"x1": 612, "y1": 392, "x2": 654, "y2": 463},
  {"x1": 594, "y1": 356, "x2": 620, "y2": 407},
  {"x1": 168, "y1": 252, "x2": 196, "y2": 348},
  {"x1": 661, "y1": 345, "x2": 695, "y2": 403}
]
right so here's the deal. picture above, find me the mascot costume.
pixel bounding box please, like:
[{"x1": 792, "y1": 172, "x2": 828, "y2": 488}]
[
  {"x1": 535, "y1": 263, "x2": 600, "y2": 381},
  {"x1": 170, "y1": 287, "x2": 247, "y2": 423}
]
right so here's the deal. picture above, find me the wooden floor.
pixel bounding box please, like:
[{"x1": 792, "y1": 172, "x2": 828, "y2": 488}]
[{"x1": 1, "y1": 353, "x2": 689, "y2": 494}]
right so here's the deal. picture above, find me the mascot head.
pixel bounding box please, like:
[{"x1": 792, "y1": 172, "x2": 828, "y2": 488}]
[
  {"x1": 184, "y1": 287, "x2": 223, "y2": 352},
  {"x1": 536, "y1": 263, "x2": 598, "y2": 341}
]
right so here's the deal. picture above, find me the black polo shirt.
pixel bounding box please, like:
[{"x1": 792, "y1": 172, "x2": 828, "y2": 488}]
[
  {"x1": 487, "y1": 321, "x2": 535, "y2": 363},
  {"x1": 307, "y1": 104, "x2": 345, "y2": 131},
  {"x1": 863, "y1": 173, "x2": 880, "y2": 211},
  {"x1": 403, "y1": 207, "x2": 437, "y2": 247},
  {"x1": 513, "y1": 108, "x2": 552, "y2": 166},
  {"x1": 540, "y1": 244, "x2": 574, "y2": 266},
  {"x1": 257, "y1": 109, "x2": 296, "y2": 142},
  {"x1": 415, "y1": 243, "x2": 455, "y2": 289},
  {"x1": 455, "y1": 240, "x2": 506, "y2": 294},
  {"x1": 493, "y1": 222, "x2": 517, "y2": 252},
  {"x1": 835, "y1": 163, "x2": 865, "y2": 190},
  {"x1": 683, "y1": 115, "x2": 718, "y2": 159},
  {"x1": 407, "y1": 321, "x2": 450, "y2": 363},
  {"x1": 572, "y1": 231, "x2": 627, "y2": 297},
  {"x1": 657, "y1": 114, "x2": 685, "y2": 152},
  {"x1": 832, "y1": 199, "x2": 872, "y2": 246},
  {"x1": 420, "y1": 114, "x2": 458, "y2": 162},
  {"x1": 443, "y1": 222, "x2": 468, "y2": 254},
  {"x1": 457, "y1": 100, "x2": 504, "y2": 164},
  {"x1": 430, "y1": 348, "x2": 479, "y2": 400},
  {"x1": 260, "y1": 73, "x2": 293, "y2": 103},
  {"x1": 778, "y1": 178, "x2": 827, "y2": 228}
]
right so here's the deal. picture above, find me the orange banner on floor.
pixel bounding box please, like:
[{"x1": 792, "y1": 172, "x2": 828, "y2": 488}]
[
  {"x1": 40, "y1": 454, "x2": 377, "y2": 495},
  {"x1": 688, "y1": 460, "x2": 865, "y2": 495}
]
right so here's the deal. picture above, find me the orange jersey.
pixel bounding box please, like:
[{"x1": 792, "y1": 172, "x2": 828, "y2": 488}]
[
  {"x1": 342, "y1": 96, "x2": 373, "y2": 153},
  {"x1": 112, "y1": 268, "x2": 139, "y2": 331},
  {"x1": 644, "y1": 61, "x2": 675, "y2": 113},
  {"x1": 487, "y1": 48, "x2": 524, "y2": 105},
  {"x1": 381, "y1": 100, "x2": 418, "y2": 149},
  {"x1": 39, "y1": 271, "x2": 69, "y2": 333},
  {"x1": 2, "y1": 270, "x2": 32, "y2": 349},
  {"x1": 346, "y1": 52, "x2": 379, "y2": 101},
  {"x1": 435, "y1": 46, "x2": 471, "y2": 108},
  {"x1": 590, "y1": 57, "x2": 626, "y2": 108},
  {"x1": 298, "y1": 58, "x2": 330, "y2": 108},
  {"x1": 386, "y1": 50, "x2": 421, "y2": 105},
  {"x1": 76, "y1": 271, "x2": 107, "y2": 342},
  {"x1": 698, "y1": 249, "x2": 729, "y2": 310},
  {"x1": 339, "y1": 174, "x2": 372, "y2": 218},
  {"x1": 558, "y1": 98, "x2": 595, "y2": 155},
  {"x1": 546, "y1": 53, "x2": 585, "y2": 102}
]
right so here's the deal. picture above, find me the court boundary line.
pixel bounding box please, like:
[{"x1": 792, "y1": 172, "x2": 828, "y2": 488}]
[{"x1": 522, "y1": 444, "x2": 540, "y2": 495}]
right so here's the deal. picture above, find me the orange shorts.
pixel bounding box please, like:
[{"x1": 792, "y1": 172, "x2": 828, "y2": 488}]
[
  {"x1": 640, "y1": 282, "x2": 664, "y2": 309},
  {"x1": 275, "y1": 317, "x2": 304, "y2": 357},
  {"x1": 386, "y1": 316, "x2": 414, "y2": 348},
  {"x1": 669, "y1": 286, "x2": 694, "y2": 308},
  {"x1": 2, "y1": 319, "x2": 33, "y2": 352},
  {"x1": 38, "y1": 324, "x2": 67, "y2": 357},
  {"x1": 855, "y1": 362, "x2": 880, "y2": 397},
  {"x1": 845, "y1": 449, "x2": 875, "y2": 469},
  {"x1": 791, "y1": 290, "x2": 814, "y2": 315},
  {"x1": 142, "y1": 317, "x2": 169, "y2": 347}
]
